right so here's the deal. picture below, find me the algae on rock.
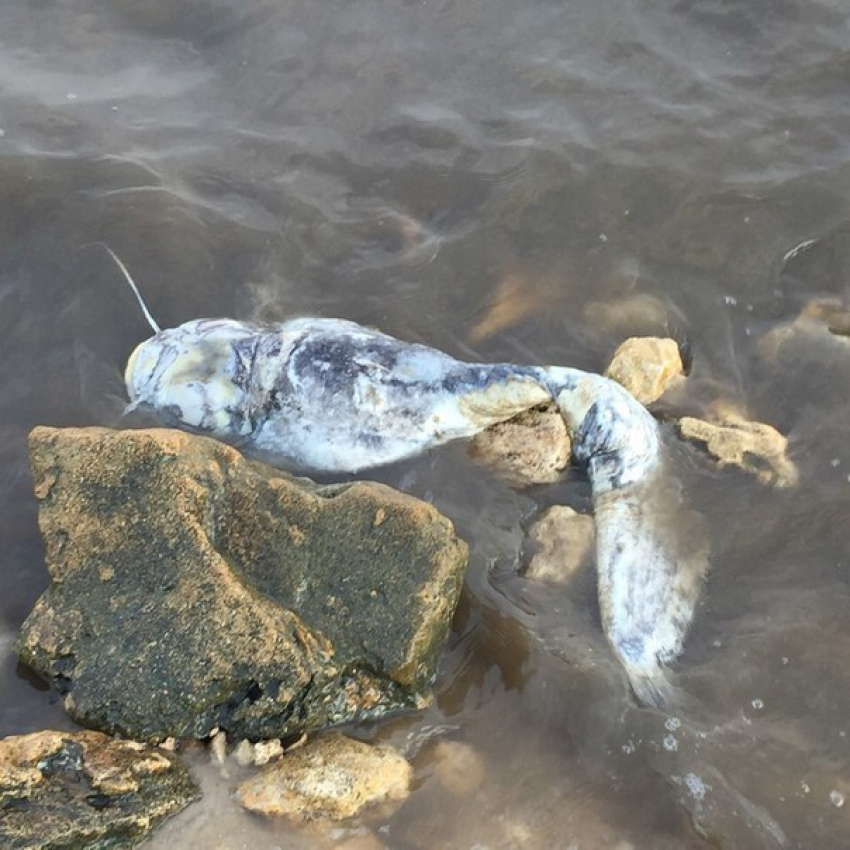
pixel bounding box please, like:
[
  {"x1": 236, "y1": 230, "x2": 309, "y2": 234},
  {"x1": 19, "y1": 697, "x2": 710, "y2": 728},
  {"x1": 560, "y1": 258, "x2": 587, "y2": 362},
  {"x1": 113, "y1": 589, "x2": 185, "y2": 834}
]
[
  {"x1": 0, "y1": 729, "x2": 198, "y2": 849},
  {"x1": 17, "y1": 427, "x2": 468, "y2": 742}
]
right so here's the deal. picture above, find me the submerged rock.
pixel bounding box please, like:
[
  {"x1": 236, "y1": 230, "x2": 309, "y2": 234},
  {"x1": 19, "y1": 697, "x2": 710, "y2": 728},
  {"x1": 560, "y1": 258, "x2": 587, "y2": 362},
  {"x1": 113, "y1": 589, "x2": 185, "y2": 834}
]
[
  {"x1": 0, "y1": 729, "x2": 197, "y2": 849},
  {"x1": 677, "y1": 408, "x2": 798, "y2": 488},
  {"x1": 798, "y1": 297, "x2": 850, "y2": 336},
  {"x1": 468, "y1": 269, "x2": 549, "y2": 343},
  {"x1": 18, "y1": 427, "x2": 468, "y2": 742},
  {"x1": 525, "y1": 506, "x2": 595, "y2": 584},
  {"x1": 468, "y1": 403, "x2": 571, "y2": 486},
  {"x1": 429, "y1": 740, "x2": 487, "y2": 798},
  {"x1": 605, "y1": 336, "x2": 684, "y2": 405},
  {"x1": 584, "y1": 293, "x2": 684, "y2": 339},
  {"x1": 235, "y1": 733, "x2": 412, "y2": 820},
  {"x1": 758, "y1": 297, "x2": 850, "y2": 364}
]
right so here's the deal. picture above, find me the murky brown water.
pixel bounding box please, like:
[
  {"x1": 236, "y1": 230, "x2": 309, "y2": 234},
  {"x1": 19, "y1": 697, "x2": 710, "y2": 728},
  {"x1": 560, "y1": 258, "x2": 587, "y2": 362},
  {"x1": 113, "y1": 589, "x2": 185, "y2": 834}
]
[{"x1": 2, "y1": 1, "x2": 850, "y2": 847}]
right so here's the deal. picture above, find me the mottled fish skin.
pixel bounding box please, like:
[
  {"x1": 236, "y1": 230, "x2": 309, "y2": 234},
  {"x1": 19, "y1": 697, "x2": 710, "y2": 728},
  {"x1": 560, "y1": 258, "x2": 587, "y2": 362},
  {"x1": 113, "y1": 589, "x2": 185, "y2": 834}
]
[{"x1": 125, "y1": 316, "x2": 704, "y2": 704}]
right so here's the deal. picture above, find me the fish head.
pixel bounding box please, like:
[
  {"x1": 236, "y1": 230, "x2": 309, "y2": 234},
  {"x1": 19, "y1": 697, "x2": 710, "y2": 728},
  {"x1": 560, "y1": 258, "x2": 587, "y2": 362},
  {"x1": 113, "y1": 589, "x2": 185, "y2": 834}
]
[{"x1": 124, "y1": 318, "x2": 258, "y2": 438}]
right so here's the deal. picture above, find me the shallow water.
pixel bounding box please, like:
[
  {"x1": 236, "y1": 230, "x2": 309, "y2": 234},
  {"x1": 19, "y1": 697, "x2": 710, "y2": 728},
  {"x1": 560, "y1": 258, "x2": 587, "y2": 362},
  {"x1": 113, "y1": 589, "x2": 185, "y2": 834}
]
[{"x1": 1, "y1": 1, "x2": 849, "y2": 847}]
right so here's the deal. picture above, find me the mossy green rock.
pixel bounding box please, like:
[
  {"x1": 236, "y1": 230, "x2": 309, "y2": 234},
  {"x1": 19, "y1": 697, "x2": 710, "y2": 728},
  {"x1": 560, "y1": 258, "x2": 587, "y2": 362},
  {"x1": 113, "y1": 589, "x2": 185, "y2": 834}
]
[
  {"x1": 0, "y1": 729, "x2": 198, "y2": 849},
  {"x1": 18, "y1": 427, "x2": 468, "y2": 742}
]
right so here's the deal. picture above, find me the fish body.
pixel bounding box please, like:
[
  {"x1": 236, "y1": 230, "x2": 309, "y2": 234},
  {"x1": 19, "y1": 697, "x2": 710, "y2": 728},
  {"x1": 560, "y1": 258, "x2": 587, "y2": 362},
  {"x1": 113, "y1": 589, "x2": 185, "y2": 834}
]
[{"x1": 125, "y1": 315, "x2": 704, "y2": 704}]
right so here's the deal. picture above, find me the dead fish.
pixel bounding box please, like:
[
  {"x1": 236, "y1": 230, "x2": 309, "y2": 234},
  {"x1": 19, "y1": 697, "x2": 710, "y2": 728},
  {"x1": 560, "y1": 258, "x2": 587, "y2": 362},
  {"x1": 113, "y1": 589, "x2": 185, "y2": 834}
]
[{"x1": 113, "y1": 248, "x2": 704, "y2": 706}]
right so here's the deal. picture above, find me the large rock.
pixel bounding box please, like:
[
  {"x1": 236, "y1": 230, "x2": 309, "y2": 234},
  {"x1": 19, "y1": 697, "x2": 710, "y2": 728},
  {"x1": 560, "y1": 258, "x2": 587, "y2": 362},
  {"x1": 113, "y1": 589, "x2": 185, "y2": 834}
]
[
  {"x1": 0, "y1": 729, "x2": 198, "y2": 849},
  {"x1": 235, "y1": 733, "x2": 412, "y2": 820},
  {"x1": 17, "y1": 427, "x2": 468, "y2": 742}
]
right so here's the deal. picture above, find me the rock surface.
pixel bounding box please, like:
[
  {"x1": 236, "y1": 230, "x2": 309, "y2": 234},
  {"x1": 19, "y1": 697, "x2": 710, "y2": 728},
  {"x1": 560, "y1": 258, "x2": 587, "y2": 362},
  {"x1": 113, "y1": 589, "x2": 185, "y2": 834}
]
[
  {"x1": 235, "y1": 733, "x2": 412, "y2": 820},
  {"x1": 605, "y1": 336, "x2": 684, "y2": 405},
  {"x1": 525, "y1": 506, "x2": 595, "y2": 584},
  {"x1": 678, "y1": 408, "x2": 798, "y2": 488},
  {"x1": 18, "y1": 427, "x2": 468, "y2": 742},
  {"x1": 0, "y1": 729, "x2": 198, "y2": 849},
  {"x1": 468, "y1": 403, "x2": 571, "y2": 486},
  {"x1": 232, "y1": 737, "x2": 286, "y2": 768}
]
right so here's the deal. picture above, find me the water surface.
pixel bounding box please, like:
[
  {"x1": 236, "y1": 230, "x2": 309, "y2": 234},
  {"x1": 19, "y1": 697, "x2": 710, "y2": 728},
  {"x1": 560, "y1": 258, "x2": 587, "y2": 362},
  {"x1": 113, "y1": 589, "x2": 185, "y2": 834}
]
[{"x1": 1, "y1": 2, "x2": 849, "y2": 847}]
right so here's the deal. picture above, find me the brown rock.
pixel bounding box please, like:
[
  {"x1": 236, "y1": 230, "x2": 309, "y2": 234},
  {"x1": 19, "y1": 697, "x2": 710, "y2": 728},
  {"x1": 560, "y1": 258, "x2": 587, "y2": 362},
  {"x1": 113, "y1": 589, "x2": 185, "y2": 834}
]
[
  {"x1": 18, "y1": 427, "x2": 469, "y2": 742},
  {"x1": 678, "y1": 408, "x2": 798, "y2": 488},
  {"x1": 468, "y1": 403, "x2": 571, "y2": 487},
  {"x1": 235, "y1": 734, "x2": 411, "y2": 820},
  {"x1": 798, "y1": 297, "x2": 850, "y2": 336},
  {"x1": 0, "y1": 729, "x2": 198, "y2": 849},
  {"x1": 525, "y1": 506, "x2": 595, "y2": 583},
  {"x1": 758, "y1": 297, "x2": 850, "y2": 363},
  {"x1": 584, "y1": 293, "x2": 681, "y2": 339},
  {"x1": 605, "y1": 337, "x2": 684, "y2": 405},
  {"x1": 468, "y1": 269, "x2": 549, "y2": 343}
]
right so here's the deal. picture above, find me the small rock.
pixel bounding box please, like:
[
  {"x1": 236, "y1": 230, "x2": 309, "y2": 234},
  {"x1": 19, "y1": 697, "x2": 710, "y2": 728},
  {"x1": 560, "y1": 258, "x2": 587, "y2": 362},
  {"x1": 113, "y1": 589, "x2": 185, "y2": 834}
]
[
  {"x1": 235, "y1": 734, "x2": 412, "y2": 821},
  {"x1": 678, "y1": 407, "x2": 798, "y2": 487},
  {"x1": 468, "y1": 403, "x2": 571, "y2": 486},
  {"x1": 209, "y1": 730, "x2": 228, "y2": 765},
  {"x1": 431, "y1": 740, "x2": 487, "y2": 797},
  {"x1": 0, "y1": 729, "x2": 198, "y2": 849},
  {"x1": 18, "y1": 427, "x2": 468, "y2": 742},
  {"x1": 232, "y1": 739, "x2": 255, "y2": 767},
  {"x1": 253, "y1": 739, "x2": 284, "y2": 766},
  {"x1": 605, "y1": 337, "x2": 684, "y2": 405},
  {"x1": 525, "y1": 506, "x2": 595, "y2": 583}
]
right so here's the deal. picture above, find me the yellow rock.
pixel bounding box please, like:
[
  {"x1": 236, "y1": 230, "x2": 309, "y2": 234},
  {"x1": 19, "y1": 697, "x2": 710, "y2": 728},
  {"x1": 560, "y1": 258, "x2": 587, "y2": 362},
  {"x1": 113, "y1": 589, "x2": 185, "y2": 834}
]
[
  {"x1": 678, "y1": 409, "x2": 798, "y2": 488},
  {"x1": 605, "y1": 337, "x2": 684, "y2": 405},
  {"x1": 235, "y1": 734, "x2": 411, "y2": 821},
  {"x1": 253, "y1": 739, "x2": 284, "y2": 766}
]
